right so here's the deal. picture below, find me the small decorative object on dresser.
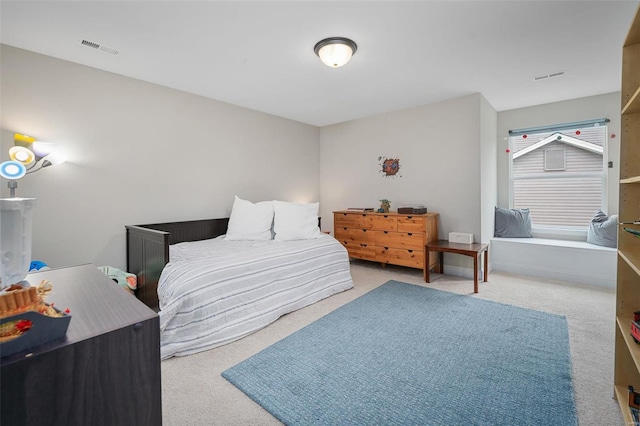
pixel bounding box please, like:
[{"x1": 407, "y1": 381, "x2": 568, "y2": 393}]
[
  {"x1": 379, "y1": 199, "x2": 391, "y2": 213},
  {"x1": 333, "y1": 210, "x2": 439, "y2": 274},
  {"x1": 397, "y1": 205, "x2": 427, "y2": 214}
]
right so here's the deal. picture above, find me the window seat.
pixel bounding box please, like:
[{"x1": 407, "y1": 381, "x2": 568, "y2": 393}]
[{"x1": 490, "y1": 237, "x2": 616, "y2": 288}]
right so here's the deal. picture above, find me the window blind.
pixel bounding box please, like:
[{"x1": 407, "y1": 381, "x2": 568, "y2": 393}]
[{"x1": 509, "y1": 118, "x2": 609, "y2": 136}]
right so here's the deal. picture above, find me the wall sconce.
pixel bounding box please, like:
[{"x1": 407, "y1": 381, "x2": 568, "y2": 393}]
[
  {"x1": 314, "y1": 37, "x2": 358, "y2": 68},
  {"x1": 0, "y1": 133, "x2": 66, "y2": 198}
]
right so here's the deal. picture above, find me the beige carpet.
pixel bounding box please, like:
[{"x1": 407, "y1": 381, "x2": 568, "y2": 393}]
[{"x1": 161, "y1": 260, "x2": 622, "y2": 425}]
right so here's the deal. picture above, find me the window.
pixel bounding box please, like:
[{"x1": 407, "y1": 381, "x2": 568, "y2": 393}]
[{"x1": 509, "y1": 123, "x2": 607, "y2": 235}]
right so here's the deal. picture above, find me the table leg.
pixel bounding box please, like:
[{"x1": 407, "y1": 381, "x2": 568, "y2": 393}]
[
  {"x1": 438, "y1": 252, "x2": 444, "y2": 274},
  {"x1": 424, "y1": 250, "x2": 430, "y2": 283},
  {"x1": 483, "y1": 249, "x2": 488, "y2": 282},
  {"x1": 473, "y1": 254, "x2": 479, "y2": 293}
]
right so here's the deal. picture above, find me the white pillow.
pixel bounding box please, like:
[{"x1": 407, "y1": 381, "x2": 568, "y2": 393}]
[
  {"x1": 273, "y1": 200, "x2": 321, "y2": 241},
  {"x1": 225, "y1": 196, "x2": 274, "y2": 241}
]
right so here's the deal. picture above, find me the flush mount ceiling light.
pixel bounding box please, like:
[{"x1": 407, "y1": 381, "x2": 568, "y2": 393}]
[{"x1": 314, "y1": 37, "x2": 357, "y2": 68}]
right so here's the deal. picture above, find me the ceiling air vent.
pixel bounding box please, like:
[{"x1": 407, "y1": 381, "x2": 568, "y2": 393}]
[
  {"x1": 533, "y1": 71, "x2": 565, "y2": 81},
  {"x1": 79, "y1": 39, "x2": 120, "y2": 56}
]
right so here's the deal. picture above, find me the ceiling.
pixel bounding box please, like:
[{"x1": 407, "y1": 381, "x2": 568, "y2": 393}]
[{"x1": 1, "y1": 1, "x2": 638, "y2": 127}]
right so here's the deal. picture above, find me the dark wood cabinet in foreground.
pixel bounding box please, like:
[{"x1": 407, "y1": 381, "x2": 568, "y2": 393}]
[{"x1": 1, "y1": 264, "x2": 161, "y2": 426}]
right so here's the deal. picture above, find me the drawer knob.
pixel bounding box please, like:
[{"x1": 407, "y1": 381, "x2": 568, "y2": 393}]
[
  {"x1": 133, "y1": 322, "x2": 143, "y2": 331},
  {"x1": 384, "y1": 231, "x2": 388, "y2": 234},
  {"x1": 384, "y1": 247, "x2": 389, "y2": 250},
  {"x1": 407, "y1": 216, "x2": 413, "y2": 219},
  {"x1": 408, "y1": 233, "x2": 413, "y2": 236}
]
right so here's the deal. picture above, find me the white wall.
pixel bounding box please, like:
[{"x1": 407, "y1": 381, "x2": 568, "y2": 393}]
[
  {"x1": 480, "y1": 95, "x2": 498, "y2": 244},
  {"x1": 497, "y1": 92, "x2": 621, "y2": 215},
  {"x1": 319, "y1": 93, "x2": 498, "y2": 275},
  {"x1": 0, "y1": 45, "x2": 320, "y2": 271}
]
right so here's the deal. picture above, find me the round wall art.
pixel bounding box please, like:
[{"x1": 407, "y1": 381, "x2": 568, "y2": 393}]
[{"x1": 378, "y1": 156, "x2": 401, "y2": 178}]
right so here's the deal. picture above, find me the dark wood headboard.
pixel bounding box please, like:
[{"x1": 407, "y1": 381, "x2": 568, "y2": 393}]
[
  {"x1": 126, "y1": 218, "x2": 229, "y2": 310},
  {"x1": 126, "y1": 216, "x2": 322, "y2": 311}
]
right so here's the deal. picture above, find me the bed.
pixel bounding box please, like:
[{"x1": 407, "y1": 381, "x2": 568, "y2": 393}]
[{"x1": 126, "y1": 211, "x2": 354, "y2": 359}]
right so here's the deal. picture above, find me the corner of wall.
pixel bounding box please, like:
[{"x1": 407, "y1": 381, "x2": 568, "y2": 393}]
[{"x1": 480, "y1": 95, "x2": 498, "y2": 243}]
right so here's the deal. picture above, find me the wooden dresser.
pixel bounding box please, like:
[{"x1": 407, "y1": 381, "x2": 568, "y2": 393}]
[
  {"x1": 333, "y1": 210, "x2": 439, "y2": 274},
  {"x1": 1, "y1": 264, "x2": 161, "y2": 426}
]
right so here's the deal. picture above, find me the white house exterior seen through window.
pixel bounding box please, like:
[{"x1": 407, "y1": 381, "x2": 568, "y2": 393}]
[{"x1": 509, "y1": 125, "x2": 607, "y2": 230}]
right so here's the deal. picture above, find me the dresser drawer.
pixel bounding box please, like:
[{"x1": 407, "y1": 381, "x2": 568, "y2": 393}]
[
  {"x1": 374, "y1": 231, "x2": 424, "y2": 250},
  {"x1": 335, "y1": 213, "x2": 374, "y2": 229},
  {"x1": 347, "y1": 228, "x2": 375, "y2": 244},
  {"x1": 397, "y1": 216, "x2": 425, "y2": 233},
  {"x1": 376, "y1": 247, "x2": 423, "y2": 268},
  {"x1": 355, "y1": 214, "x2": 374, "y2": 229},
  {"x1": 371, "y1": 215, "x2": 397, "y2": 231},
  {"x1": 334, "y1": 226, "x2": 350, "y2": 241},
  {"x1": 340, "y1": 240, "x2": 376, "y2": 261},
  {"x1": 334, "y1": 213, "x2": 359, "y2": 228}
]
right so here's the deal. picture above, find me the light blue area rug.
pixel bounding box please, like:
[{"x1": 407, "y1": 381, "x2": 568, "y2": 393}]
[{"x1": 222, "y1": 281, "x2": 577, "y2": 425}]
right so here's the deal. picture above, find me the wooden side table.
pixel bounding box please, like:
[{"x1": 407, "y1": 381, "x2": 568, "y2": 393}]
[{"x1": 424, "y1": 240, "x2": 489, "y2": 293}]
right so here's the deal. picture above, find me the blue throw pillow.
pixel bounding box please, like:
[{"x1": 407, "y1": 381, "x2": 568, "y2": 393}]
[{"x1": 494, "y1": 207, "x2": 532, "y2": 238}]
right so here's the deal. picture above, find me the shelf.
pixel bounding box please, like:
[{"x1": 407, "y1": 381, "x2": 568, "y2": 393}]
[
  {"x1": 615, "y1": 384, "x2": 637, "y2": 425},
  {"x1": 620, "y1": 250, "x2": 640, "y2": 277},
  {"x1": 618, "y1": 316, "x2": 640, "y2": 372},
  {"x1": 626, "y1": 6, "x2": 640, "y2": 46},
  {"x1": 615, "y1": 6, "x2": 640, "y2": 422},
  {"x1": 623, "y1": 86, "x2": 640, "y2": 115},
  {"x1": 614, "y1": 385, "x2": 635, "y2": 426}
]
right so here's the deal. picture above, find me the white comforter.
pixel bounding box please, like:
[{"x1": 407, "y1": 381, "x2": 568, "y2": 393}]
[{"x1": 158, "y1": 234, "x2": 354, "y2": 359}]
